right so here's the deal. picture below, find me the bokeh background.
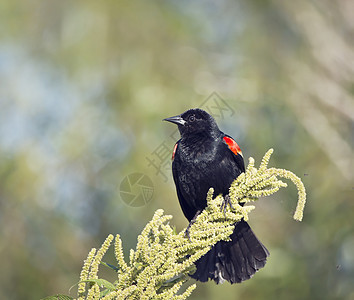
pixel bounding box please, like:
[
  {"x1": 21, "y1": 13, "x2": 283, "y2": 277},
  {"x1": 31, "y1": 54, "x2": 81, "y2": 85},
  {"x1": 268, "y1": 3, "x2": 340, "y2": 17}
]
[{"x1": 0, "y1": 1, "x2": 353, "y2": 299}]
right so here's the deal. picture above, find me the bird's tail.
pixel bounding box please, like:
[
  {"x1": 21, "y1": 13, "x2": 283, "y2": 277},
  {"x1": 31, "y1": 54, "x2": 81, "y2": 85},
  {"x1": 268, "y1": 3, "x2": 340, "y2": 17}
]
[{"x1": 190, "y1": 220, "x2": 269, "y2": 284}]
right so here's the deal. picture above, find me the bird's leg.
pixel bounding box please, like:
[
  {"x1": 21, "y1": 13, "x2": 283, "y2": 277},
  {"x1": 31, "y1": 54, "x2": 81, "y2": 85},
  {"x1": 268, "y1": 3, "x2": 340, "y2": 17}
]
[
  {"x1": 221, "y1": 194, "x2": 234, "y2": 217},
  {"x1": 184, "y1": 210, "x2": 202, "y2": 241}
]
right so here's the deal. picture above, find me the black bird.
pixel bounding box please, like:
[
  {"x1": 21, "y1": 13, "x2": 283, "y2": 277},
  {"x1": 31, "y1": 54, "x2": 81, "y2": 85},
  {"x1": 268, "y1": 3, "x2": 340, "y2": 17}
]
[{"x1": 164, "y1": 108, "x2": 269, "y2": 284}]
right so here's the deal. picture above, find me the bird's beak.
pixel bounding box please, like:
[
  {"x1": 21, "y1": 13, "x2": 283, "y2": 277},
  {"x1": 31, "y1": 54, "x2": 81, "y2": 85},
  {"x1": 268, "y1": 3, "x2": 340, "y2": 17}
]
[{"x1": 163, "y1": 115, "x2": 186, "y2": 126}]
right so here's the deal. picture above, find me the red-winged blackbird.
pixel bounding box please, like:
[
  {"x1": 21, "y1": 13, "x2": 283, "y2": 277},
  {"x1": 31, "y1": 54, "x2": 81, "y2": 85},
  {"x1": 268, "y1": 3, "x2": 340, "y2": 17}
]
[{"x1": 164, "y1": 108, "x2": 269, "y2": 284}]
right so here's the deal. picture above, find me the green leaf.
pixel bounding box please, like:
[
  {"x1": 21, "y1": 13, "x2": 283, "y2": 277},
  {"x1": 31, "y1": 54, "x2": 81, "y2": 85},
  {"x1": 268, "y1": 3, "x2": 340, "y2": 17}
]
[
  {"x1": 101, "y1": 261, "x2": 119, "y2": 272},
  {"x1": 81, "y1": 278, "x2": 116, "y2": 291}
]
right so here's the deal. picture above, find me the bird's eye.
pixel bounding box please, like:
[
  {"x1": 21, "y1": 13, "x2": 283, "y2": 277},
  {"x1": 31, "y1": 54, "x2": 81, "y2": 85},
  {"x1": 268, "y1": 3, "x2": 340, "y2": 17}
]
[{"x1": 189, "y1": 115, "x2": 196, "y2": 122}]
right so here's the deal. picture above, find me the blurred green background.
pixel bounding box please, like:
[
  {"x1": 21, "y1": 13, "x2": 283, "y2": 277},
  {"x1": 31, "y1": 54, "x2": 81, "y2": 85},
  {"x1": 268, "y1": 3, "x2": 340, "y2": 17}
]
[{"x1": 0, "y1": 1, "x2": 353, "y2": 299}]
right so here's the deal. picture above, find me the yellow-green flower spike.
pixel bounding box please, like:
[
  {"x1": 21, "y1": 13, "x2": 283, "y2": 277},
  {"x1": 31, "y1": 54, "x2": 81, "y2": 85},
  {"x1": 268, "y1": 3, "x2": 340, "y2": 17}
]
[
  {"x1": 73, "y1": 149, "x2": 306, "y2": 299},
  {"x1": 77, "y1": 248, "x2": 97, "y2": 299}
]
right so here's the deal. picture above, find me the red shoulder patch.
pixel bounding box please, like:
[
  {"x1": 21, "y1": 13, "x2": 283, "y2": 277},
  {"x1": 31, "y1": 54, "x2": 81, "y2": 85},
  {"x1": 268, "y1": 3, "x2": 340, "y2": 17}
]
[
  {"x1": 172, "y1": 143, "x2": 178, "y2": 160},
  {"x1": 223, "y1": 136, "x2": 243, "y2": 157}
]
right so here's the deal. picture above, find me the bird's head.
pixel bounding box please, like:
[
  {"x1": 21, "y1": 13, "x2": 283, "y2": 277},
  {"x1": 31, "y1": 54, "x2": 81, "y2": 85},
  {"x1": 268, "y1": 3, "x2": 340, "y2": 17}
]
[{"x1": 163, "y1": 108, "x2": 219, "y2": 139}]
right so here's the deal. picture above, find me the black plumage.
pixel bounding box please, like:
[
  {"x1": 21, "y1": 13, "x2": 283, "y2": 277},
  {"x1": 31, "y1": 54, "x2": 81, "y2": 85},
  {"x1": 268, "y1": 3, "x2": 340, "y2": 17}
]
[{"x1": 164, "y1": 108, "x2": 269, "y2": 284}]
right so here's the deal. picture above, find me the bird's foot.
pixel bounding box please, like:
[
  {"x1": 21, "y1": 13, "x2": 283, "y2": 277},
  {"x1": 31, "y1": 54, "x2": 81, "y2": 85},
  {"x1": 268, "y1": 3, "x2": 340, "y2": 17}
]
[
  {"x1": 184, "y1": 223, "x2": 193, "y2": 242},
  {"x1": 184, "y1": 210, "x2": 201, "y2": 241},
  {"x1": 221, "y1": 194, "x2": 234, "y2": 217}
]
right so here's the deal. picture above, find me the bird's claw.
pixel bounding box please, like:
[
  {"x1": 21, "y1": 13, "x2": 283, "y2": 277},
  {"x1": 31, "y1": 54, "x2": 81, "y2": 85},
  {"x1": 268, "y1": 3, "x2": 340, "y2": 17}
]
[
  {"x1": 184, "y1": 210, "x2": 201, "y2": 242},
  {"x1": 184, "y1": 226, "x2": 192, "y2": 242},
  {"x1": 221, "y1": 195, "x2": 234, "y2": 217}
]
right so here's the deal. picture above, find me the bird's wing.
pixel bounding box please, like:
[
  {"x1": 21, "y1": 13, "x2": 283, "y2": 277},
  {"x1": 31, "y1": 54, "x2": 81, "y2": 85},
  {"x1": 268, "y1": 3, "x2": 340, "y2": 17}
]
[
  {"x1": 222, "y1": 134, "x2": 245, "y2": 172},
  {"x1": 172, "y1": 141, "x2": 197, "y2": 221}
]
